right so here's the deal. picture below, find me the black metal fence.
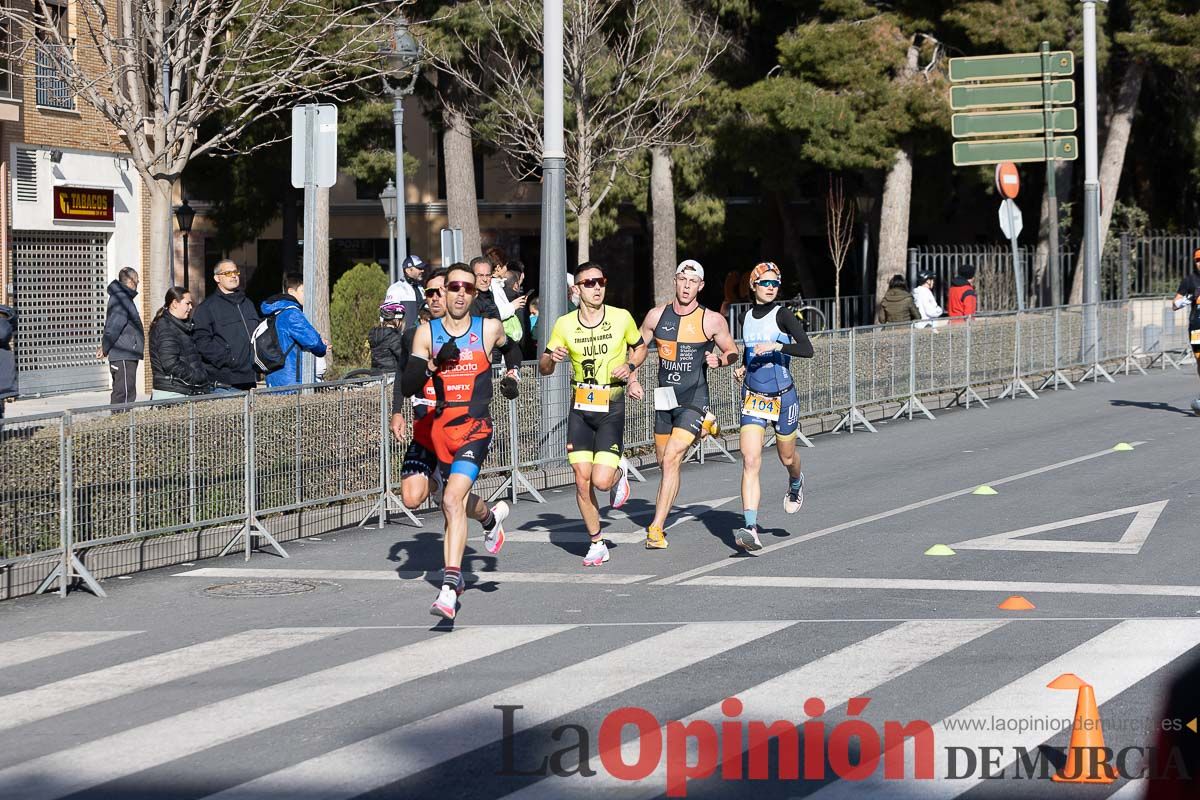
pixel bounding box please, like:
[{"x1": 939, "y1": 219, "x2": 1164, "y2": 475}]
[{"x1": 907, "y1": 231, "x2": 1200, "y2": 311}]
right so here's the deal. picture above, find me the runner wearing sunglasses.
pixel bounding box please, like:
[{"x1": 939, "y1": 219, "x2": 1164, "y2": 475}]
[
  {"x1": 539, "y1": 262, "x2": 648, "y2": 567},
  {"x1": 638, "y1": 259, "x2": 740, "y2": 550},
  {"x1": 401, "y1": 263, "x2": 519, "y2": 620},
  {"x1": 732, "y1": 262, "x2": 814, "y2": 551}
]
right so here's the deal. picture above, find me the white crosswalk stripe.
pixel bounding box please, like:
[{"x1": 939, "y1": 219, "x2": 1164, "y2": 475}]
[
  {"x1": 0, "y1": 628, "x2": 352, "y2": 732},
  {"x1": 0, "y1": 624, "x2": 569, "y2": 800},
  {"x1": 810, "y1": 619, "x2": 1200, "y2": 799},
  {"x1": 202, "y1": 621, "x2": 795, "y2": 800},
  {"x1": 173, "y1": 567, "x2": 655, "y2": 585},
  {"x1": 4, "y1": 618, "x2": 1194, "y2": 799},
  {"x1": 501, "y1": 620, "x2": 1008, "y2": 798},
  {"x1": 0, "y1": 631, "x2": 140, "y2": 670}
]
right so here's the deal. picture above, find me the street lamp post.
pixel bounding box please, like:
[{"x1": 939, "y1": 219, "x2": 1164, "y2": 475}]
[
  {"x1": 379, "y1": 180, "x2": 398, "y2": 283},
  {"x1": 381, "y1": 16, "x2": 420, "y2": 277},
  {"x1": 174, "y1": 199, "x2": 196, "y2": 291}
]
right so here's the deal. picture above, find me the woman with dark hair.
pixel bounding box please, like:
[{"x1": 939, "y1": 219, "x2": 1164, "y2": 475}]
[
  {"x1": 149, "y1": 287, "x2": 213, "y2": 399},
  {"x1": 877, "y1": 274, "x2": 921, "y2": 324}
]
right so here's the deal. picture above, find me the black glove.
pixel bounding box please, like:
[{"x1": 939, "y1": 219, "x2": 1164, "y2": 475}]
[
  {"x1": 499, "y1": 371, "x2": 520, "y2": 400},
  {"x1": 434, "y1": 338, "x2": 460, "y2": 367}
]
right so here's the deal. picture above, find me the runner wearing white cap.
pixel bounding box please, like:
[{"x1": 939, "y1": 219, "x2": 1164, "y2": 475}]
[{"x1": 637, "y1": 259, "x2": 739, "y2": 550}]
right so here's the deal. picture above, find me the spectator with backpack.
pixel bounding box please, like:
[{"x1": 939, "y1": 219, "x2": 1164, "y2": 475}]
[
  {"x1": 193, "y1": 259, "x2": 261, "y2": 391},
  {"x1": 257, "y1": 272, "x2": 328, "y2": 389},
  {"x1": 0, "y1": 303, "x2": 16, "y2": 418}
]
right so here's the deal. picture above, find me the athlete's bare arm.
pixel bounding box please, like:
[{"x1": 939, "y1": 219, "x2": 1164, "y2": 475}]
[
  {"x1": 639, "y1": 305, "x2": 665, "y2": 348},
  {"x1": 538, "y1": 349, "x2": 561, "y2": 376},
  {"x1": 704, "y1": 309, "x2": 740, "y2": 369},
  {"x1": 410, "y1": 322, "x2": 432, "y2": 361},
  {"x1": 481, "y1": 317, "x2": 508, "y2": 357}
]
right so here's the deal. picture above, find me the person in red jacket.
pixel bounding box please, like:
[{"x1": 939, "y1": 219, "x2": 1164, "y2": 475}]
[{"x1": 948, "y1": 265, "x2": 978, "y2": 319}]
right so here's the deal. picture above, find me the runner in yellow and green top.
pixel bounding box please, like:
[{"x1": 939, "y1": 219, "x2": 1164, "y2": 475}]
[{"x1": 539, "y1": 262, "x2": 648, "y2": 567}]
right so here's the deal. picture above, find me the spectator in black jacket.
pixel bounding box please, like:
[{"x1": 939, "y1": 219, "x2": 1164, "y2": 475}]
[
  {"x1": 99, "y1": 267, "x2": 145, "y2": 406},
  {"x1": 149, "y1": 287, "x2": 213, "y2": 399},
  {"x1": 0, "y1": 303, "x2": 16, "y2": 418},
  {"x1": 468, "y1": 256, "x2": 501, "y2": 320},
  {"x1": 192, "y1": 259, "x2": 260, "y2": 390}
]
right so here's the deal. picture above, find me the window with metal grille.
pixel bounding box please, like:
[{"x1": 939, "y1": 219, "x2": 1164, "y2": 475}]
[
  {"x1": 14, "y1": 149, "x2": 37, "y2": 202},
  {"x1": 12, "y1": 231, "x2": 110, "y2": 394},
  {"x1": 35, "y1": 2, "x2": 74, "y2": 111}
]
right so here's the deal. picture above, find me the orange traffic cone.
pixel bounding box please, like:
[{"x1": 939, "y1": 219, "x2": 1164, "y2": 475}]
[
  {"x1": 1047, "y1": 673, "x2": 1116, "y2": 784},
  {"x1": 998, "y1": 595, "x2": 1036, "y2": 611}
]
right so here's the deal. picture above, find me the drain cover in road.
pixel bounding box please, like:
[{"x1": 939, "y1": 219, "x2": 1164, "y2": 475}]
[{"x1": 205, "y1": 579, "x2": 319, "y2": 598}]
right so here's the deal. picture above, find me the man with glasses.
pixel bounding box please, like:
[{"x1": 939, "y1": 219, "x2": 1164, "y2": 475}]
[
  {"x1": 638, "y1": 259, "x2": 739, "y2": 550},
  {"x1": 389, "y1": 268, "x2": 508, "y2": 536},
  {"x1": 1172, "y1": 248, "x2": 1200, "y2": 405},
  {"x1": 401, "y1": 263, "x2": 518, "y2": 620},
  {"x1": 193, "y1": 259, "x2": 261, "y2": 391},
  {"x1": 732, "y1": 262, "x2": 814, "y2": 551},
  {"x1": 539, "y1": 262, "x2": 648, "y2": 567}
]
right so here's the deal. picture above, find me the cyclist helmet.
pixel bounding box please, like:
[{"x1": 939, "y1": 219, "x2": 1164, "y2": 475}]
[{"x1": 379, "y1": 301, "x2": 406, "y2": 322}]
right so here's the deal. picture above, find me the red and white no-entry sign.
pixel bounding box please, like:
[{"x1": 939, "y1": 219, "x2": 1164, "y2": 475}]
[{"x1": 995, "y1": 162, "x2": 1020, "y2": 199}]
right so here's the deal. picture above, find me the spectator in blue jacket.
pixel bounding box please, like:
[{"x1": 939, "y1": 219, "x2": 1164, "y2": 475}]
[
  {"x1": 259, "y1": 272, "x2": 329, "y2": 389},
  {"x1": 0, "y1": 303, "x2": 16, "y2": 418}
]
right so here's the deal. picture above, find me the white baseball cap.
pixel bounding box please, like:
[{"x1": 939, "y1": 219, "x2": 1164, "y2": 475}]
[{"x1": 675, "y1": 259, "x2": 704, "y2": 280}]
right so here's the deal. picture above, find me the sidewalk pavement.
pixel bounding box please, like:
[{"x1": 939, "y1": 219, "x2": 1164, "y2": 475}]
[{"x1": 6, "y1": 390, "x2": 113, "y2": 418}]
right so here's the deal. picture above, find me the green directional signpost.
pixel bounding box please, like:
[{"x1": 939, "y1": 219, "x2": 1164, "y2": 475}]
[{"x1": 949, "y1": 41, "x2": 1077, "y2": 305}]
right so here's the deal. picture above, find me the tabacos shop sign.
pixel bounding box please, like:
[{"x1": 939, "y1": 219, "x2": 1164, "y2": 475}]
[{"x1": 53, "y1": 186, "x2": 114, "y2": 222}]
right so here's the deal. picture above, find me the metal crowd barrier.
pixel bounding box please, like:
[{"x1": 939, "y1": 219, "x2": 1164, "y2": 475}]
[{"x1": 0, "y1": 299, "x2": 1185, "y2": 599}]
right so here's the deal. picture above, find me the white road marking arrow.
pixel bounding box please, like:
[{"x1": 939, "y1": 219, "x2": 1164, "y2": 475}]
[{"x1": 951, "y1": 500, "x2": 1167, "y2": 554}]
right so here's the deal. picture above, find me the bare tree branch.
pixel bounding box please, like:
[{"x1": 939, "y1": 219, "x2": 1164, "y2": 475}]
[
  {"x1": 825, "y1": 175, "x2": 855, "y2": 331},
  {"x1": 431, "y1": 0, "x2": 725, "y2": 257}
]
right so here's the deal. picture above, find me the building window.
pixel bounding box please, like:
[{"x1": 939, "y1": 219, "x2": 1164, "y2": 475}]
[
  {"x1": 0, "y1": 16, "x2": 11, "y2": 98},
  {"x1": 35, "y1": 2, "x2": 74, "y2": 111}
]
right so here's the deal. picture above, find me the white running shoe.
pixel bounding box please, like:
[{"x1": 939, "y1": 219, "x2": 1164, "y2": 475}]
[
  {"x1": 483, "y1": 501, "x2": 509, "y2": 555},
  {"x1": 583, "y1": 540, "x2": 610, "y2": 567},
  {"x1": 783, "y1": 474, "x2": 805, "y2": 514},
  {"x1": 735, "y1": 525, "x2": 763, "y2": 552},
  {"x1": 430, "y1": 586, "x2": 457, "y2": 620},
  {"x1": 610, "y1": 458, "x2": 632, "y2": 509}
]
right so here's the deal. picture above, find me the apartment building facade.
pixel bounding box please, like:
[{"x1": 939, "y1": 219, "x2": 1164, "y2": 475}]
[{"x1": 0, "y1": 0, "x2": 148, "y2": 396}]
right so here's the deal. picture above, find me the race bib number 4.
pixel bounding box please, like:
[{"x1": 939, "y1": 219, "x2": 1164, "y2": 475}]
[
  {"x1": 574, "y1": 383, "x2": 611, "y2": 412},
  {"x1": 743, "y1": 391, "x2": 781, "y2": 422}
]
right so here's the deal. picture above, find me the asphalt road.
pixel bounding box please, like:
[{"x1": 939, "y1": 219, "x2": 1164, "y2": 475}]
[{"x1": 3, "y1": 366, "x2": 1200, "y2": 799}]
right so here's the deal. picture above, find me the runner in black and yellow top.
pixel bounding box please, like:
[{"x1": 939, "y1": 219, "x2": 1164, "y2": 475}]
[
  {"x1": 540, "y1": 262, "x2": 648, "y2": 567},
  {"x1": 638, "y1": 259, "x2": 739, "y2": 550}
]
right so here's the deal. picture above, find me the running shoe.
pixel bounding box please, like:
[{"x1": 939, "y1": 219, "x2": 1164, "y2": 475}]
[
  {"x1": 735, "y1": 525, "x2": 763, "y2": 552},
  {"x1": 583, "y1": 539, "x2": 610, "y2": 567},
  {"x1": 483, "y1": 501, "x2": 509, "y2": 555},
  {"x1": 610, "y1": 458, "x2": 632, "y2": 509},
  {"x1": 430, "y1": 586, "x2": 457, "y2": 620},
  {"x1": 783, "y1": 474, "x2": 805, "y2": 514},
  {"x1": 645, "y1": 525, "x2": 668, "y2": 549}
]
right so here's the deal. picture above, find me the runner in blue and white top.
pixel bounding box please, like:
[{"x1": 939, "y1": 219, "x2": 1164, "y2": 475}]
[{"x1": 733, "y1": 262, "x2": 814, "y2": 551}]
